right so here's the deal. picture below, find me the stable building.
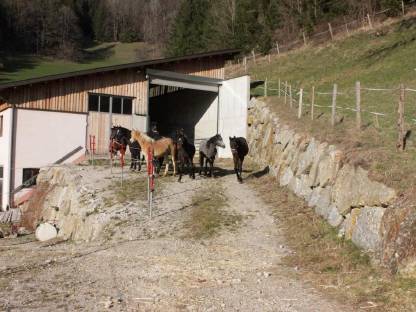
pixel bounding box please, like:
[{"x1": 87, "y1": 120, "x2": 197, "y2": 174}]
[{"x1": 0, "y1": 49, "x2": 249, "y2": 211}]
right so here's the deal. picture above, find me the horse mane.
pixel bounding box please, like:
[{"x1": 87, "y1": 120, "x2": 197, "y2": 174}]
[
  {"x1": 132, "y1": 130, "x2": 154, "y2": 143},
  {"x1": 207, "y1": 134, "x2": 219, "y2": 144}
]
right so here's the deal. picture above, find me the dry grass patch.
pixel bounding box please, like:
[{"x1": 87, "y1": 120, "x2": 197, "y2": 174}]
[
  {"x1": 248, "y1": 172, "x2": 416, "y2": 311},
  {"x1": 182, "y1": 183, "x2": 242, "y2": 240},
  {"x1": 105, "y1": 175, "x2": 173, "y2": 205}
]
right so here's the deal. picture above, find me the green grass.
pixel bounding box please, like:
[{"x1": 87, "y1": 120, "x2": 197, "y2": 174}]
[
  {"x1": 234, "y1": 15, "x2": 416, "y2": 193},
  {"x1": 0, "y1": 42, "x2": 159, "y2": 83}
]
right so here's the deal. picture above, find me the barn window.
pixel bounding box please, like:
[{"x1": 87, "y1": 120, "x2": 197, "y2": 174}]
[
  {"x1": 112, "y1": 97, "x2": 122, "y2": 114},
  {"x1": 22, "y1": 168, "x2": 40, "y2": 188},
  {"x1": 100, "y1": 96, "x2": 110, "y2": 112},
  {"x1": 88, "y1": 94, "x2": 99, "y2": 112},
  {"x1": 88, "y1": 93, "x2": 134, "y2": 114},
  {"x1": 122, "y1": 98, "x2": 132, "y2": 115}
]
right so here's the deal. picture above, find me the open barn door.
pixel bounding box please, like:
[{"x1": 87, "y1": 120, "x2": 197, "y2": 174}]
[{"x1": 217, "y1": 75, "x2": 250, "y2": 158}]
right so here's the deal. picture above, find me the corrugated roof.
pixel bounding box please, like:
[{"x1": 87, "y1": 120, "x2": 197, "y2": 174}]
[{"x1": 0, "y1": 49, "x2": 240, "y2": 91}]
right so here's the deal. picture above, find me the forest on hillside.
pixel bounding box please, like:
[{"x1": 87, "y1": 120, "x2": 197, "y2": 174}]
[{"x1": 0, "y1": 0, "x2": 412, "y2": 60}]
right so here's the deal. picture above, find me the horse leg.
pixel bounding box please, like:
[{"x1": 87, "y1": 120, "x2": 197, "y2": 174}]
[
  {"x1": 137, "y1": 154, "x2": 142, "y2": 171},
  {"x1": 177, "y1": 159, "x2": 183, "y2": 182},
  {"x1": 189, "y1": 159, "x2": 195, "y2": 179},
  {"x1": 237, "y1": 158, "x2": 243, "y2": 183},
  {"x1": 240, "y1": 156, "x2": 245, "y2": 182},
  {"x1": 233, "y1": 156, "x2": 239, "y2": 181},
  {"x1": 199, "y1": 152, "x2": 204, "y2": 175},
  {"x1": 204, "y1": 158, "x2": 209, "y2": 176},
  {"x1": 163, "y1": 155, "x2": 169, "y2": 177},
  {"x1": 172, "y1": 148, "x2": 177, "y2": 176},
  {"x1": 208, "y1": 159, "x2": 213, "y2": 177},
  {"x1": 190, "y1": 156, "x2": 195, "y2": 179}
]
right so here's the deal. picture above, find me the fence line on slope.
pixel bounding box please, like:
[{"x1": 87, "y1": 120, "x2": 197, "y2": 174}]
[{"x1": 256, "y1": 79, "x2": 415, "y2": 151}]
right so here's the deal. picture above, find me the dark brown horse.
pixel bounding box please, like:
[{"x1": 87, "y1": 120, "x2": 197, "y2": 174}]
[
  {"x1": 176, "y1": 130, "x2": 196, "y2": 182},
  {"x1": 229, "y1": 136, "x2": 249, "y2": 183}
]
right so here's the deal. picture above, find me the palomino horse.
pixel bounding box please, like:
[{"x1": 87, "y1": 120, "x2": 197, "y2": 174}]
[{"x1": 131, "y1": 130, "x2": 177, "y2": 176}]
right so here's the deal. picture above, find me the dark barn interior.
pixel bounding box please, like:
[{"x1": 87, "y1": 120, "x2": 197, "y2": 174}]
[{"x1": 148, "y1": 86, "x2": 218, "y2": 141}]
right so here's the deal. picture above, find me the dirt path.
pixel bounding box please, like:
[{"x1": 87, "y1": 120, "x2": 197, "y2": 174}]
[{"x1": 0, "y1": 165, "x2": 350, "y2": 311}]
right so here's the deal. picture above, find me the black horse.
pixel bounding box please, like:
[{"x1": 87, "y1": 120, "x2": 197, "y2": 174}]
[
  {"x1": 199, "y1": 134, "x2": 226, "y2": 177},
  {"x1": 110, "y1": 126, "x2": 141, "y2": 171},
  {"x1": 176, "y1": 130, "x2": 196, "y2": 182},
  {"x1": 129, "y1": 140, "x2": 142, "y2": 171},
  {"x1": 229, "y1": 136, "x2": 249, "y2": 183}
]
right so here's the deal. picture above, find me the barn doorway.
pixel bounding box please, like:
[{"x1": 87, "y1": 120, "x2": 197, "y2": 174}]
[{"x1": 147, "y1": 69, "x2": 222, "y2": 146}]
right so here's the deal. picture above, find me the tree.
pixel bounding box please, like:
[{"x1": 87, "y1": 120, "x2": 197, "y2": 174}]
[{"x1": 167, "y1": 0, "x2": 212, "y2": 56}]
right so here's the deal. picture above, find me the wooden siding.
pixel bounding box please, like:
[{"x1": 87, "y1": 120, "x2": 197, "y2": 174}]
[{"x1": 2, "y1": 56, "x2": 225, "y2": 115}]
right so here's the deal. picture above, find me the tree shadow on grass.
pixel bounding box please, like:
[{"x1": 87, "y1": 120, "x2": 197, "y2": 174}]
[
  {"x1": 77, "y1": 43, "x2": 116, "y2": 64},
  {"x1": 0, "y1": 53, "x2": 38, "y2": 83}
]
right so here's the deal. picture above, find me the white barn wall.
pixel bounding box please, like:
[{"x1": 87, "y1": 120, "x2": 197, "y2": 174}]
[
  {"x1": 194, "y1": 94, "x2": 218, "y2": 141},
  {"x1": 14, "y1": 109, "x2": 87, "y2": 189},
  {"x1": 218, "y1": 75, "x2": 250, "y2": 158},
  {"x1": 0, "y1": 108, "x2": 12, "y2": 210}
]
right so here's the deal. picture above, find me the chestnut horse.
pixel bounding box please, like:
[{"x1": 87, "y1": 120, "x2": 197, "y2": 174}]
[{"x1": 131, "y1": 130, "x2": 177, "y2": 176}]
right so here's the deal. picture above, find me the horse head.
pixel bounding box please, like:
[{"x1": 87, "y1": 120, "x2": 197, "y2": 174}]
[
  {"x1": 229, "y1": 136, "x2": 238, "y2": 153},
  {"x1": 213, "y1": 134, "x2": 226, "y2": 148}
]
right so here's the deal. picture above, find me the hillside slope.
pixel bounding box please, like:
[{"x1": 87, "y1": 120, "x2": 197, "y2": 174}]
[{"x1": 232, "y1": 15, "x2": 416, "y2": 193}]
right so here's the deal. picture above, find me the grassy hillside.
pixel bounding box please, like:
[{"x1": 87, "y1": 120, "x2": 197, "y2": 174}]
[
  {"x1": 0, "y1": 42, "x2": 161, "y2": 84},
  {"x1": 233, "y1": 15, "x2": 416, "y2": 193}
]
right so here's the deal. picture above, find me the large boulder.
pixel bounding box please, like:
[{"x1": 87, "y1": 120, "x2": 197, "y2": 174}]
[
  {"x1": 339, "y1": 208, "x2": 361, "y2": 240},
  {"x1": 310, "y1": 187, "x2": 332, "y2": 219},
  {"x1": 381, "y1": 204, "x2": 416, "y2": 277},
  {"x1": 352, "y1": 207, "x2": 385, "y2": 252},
  {"x1": 316, "y1": 147, "x2": 343, "y2": 188},
  {"x1": 328, "y1": 206, "x2": 343, "y2": 227},
  {"x1": 332, "y1": 164, "x2": 396, "y2": 215},
  {"x1": 280, "y1": 167, "x2": 294, "y2": 187}
]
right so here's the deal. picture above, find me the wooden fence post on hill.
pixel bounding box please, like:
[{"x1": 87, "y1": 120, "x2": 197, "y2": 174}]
[
  {"x1": 278, "y1": 79, "x2": 281, "y2": 97},
  {"x1": 276, "y1": 42, "x2": 280, "y2": 54},
  {"x1": 397, "y1": 84, "x2": 406, "y2": 151},
  {"x1": 367, "y1": 14, "x2": 373, "y2": 29},
  {"x1": 264, "y1": 78, "x2": 268, "y2": 97},
  {"x1": 303, "y1": 32, "x2": 307, "y2": 46},
  {"x1": 284, "y1": 82, "x2": 288, "y2": 105},
  {"x1": 289, "y1": 85, "x2": 293, "y2": 108},
  {"x1": 243, "y1": 57, "x2": 247, "y2": 73},
  {"x1": 298, "y1": 89, "x2": 303, "y2": 119},
  {"x1": 252, "y1": 50, "x2": 256, "y2": 64},
  {"x1": 311, "y1": 86, "x2": 315, "y2": 120},
  {"x1": 328, "y1": 23, "x2": 334, "y2": 40},
  {"x1": 356, "y1": 81, "x2": 361, "y2": 129},
  {"x1": 331, "y1": 84, "x2": 337, "y2": 126},
  {"x1": 402, "y1": 0, "x2": 405, "y2": 16}
]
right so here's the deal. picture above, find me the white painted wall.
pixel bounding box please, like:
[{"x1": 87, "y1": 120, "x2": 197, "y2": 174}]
[
  {"x1": 0, "y1": 108, "x2": 12, "y2": 210},
  {"x1": 218, "y1": 75, "x2": 250, "y2": 158},
  {"x1": 194, "y1": 94, "x2": 218, "y2": 140},
  {"x1": 14, "y1": 109, "x2": 87, "y2": 189}
]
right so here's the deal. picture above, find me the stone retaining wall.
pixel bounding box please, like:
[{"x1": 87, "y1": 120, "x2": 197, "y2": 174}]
[{"x1": 248, "y1": 99, "x2": 416, "y2": 276}]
